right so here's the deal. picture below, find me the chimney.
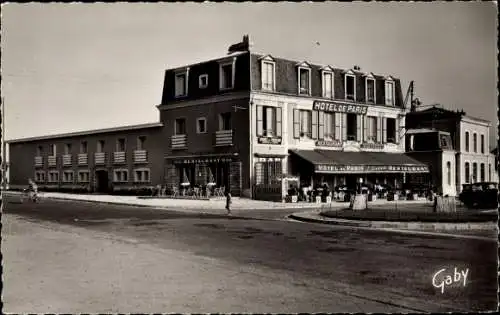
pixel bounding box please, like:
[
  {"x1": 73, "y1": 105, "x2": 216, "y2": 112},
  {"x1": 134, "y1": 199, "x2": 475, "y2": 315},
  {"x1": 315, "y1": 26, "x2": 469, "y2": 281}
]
[{"x1": 228, "y1": 35, "x2": 250, "y2": 54}]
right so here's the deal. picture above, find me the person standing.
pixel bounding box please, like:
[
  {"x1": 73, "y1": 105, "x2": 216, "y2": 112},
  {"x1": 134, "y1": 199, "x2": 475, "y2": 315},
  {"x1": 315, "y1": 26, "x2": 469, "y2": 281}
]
[{"x1": 225, "y1": 188, "x2": 232, "y2": 215}]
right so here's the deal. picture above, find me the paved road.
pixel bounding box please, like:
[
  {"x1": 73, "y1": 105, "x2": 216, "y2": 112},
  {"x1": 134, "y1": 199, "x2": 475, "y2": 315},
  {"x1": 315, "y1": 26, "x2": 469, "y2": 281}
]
[{"x1": 2, "y1": 195, "x2": 498, "y2": 313}]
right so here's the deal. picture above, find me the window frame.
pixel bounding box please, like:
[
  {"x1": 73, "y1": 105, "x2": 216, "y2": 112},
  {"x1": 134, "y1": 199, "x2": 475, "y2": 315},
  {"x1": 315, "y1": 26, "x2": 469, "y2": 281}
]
[
  {"x1": 480, "y1": 134, "x2": 485, "y2": 154},
  {"x1": 196, "y1": 117, "x2": 207, "y2": 134},
  {"x1": 198, "y1": 74, "x2": 208, "y2": 89},
  {"x1": 465, "y1": 131, "x2": 470, "y2": 152},
  {"x1": 385, "y1": 118, "x2": 397, "y2": 144},
  {"x1": 50, "y1": 144, "x2": 57, "y2": 156},
  {"x1": 174, "y1": 68, "x2": 189, "y2": 98},
  {"x1": 62, "y1": 170, "x2": 74, "y2": 183},
  {"x1": 299, "y1": 109, "x2": 312, "y2": 138},
  {"x1": 35, "y1": 170, "x2": 46, "y2": 183},
  {"x1": 465, "y1": 162, "x2": 470, "y2": 183},
  {"x1": 384, "y1": 79, "x2": 395, "y2": 106},
  {"x1": 366, "y1": 116, "x2": 378, "y2": 142},
  {"x1": 137, "y1": 136, "x2": 146, "y2": 150},
  {"x1": 344, "y1": 72, "x2": 356, "y2": 101},
  {"x1": 261, "y1": 60, "x2": 276, "y2": 92},
  {"x1": 48, "y1": 170, "x2": 60, "y2": 183},
  {"x1": 134, "y1": 168, "x2": 151, "y2": 183},
  {"x1": 113, "y1": 169, "x2": 129, "y2": 183},
  {"x1": 174, "y1": 118, "x2": 187, "y2": 135},
  {"x1": 97, "y1": 140, "x2": 105, "y2": 153},
  {"x1": 36, "y1": 145, "x2": 44, "y2": 157},
  {"x1": 298, "y1": 66, "x2": 312, "y2": 96},
  {"x1": 219, "y1": 112, "x2": 232, "y2": 131},
  {"x1": 77, "y1": 170, "x2": 90, "y2": 183},
  {"x1": 116, "y1": 138, "x2": 126, "y2": 152},
  {"x1": 346, "y1": 113, "x2": 358, "y2": 141},
  {"x1": 219, "y1": 58, "x2": 236, "y2": 91},
  {"x1": 321, "y1": 69, "x2": 334, "y2": 99},
  {"x1": 80, "y1": 141, "x2": 88, "y2": 154},
  {"x1": 365, "y1": 74, "x2": 376, "y2": 104},
  {"x1": 446, "y1": 161, "x2": 451, "y2": 185}
]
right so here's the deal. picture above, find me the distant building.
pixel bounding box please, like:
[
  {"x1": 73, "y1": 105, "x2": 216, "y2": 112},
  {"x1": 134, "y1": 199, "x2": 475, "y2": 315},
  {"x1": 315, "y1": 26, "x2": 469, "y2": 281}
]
[
  {"x1": 406, "y1": 106, "x2": 497, "y2": 194},
  {"x1": 7, "y1": 36, "x2": 430, "y2": 200}
]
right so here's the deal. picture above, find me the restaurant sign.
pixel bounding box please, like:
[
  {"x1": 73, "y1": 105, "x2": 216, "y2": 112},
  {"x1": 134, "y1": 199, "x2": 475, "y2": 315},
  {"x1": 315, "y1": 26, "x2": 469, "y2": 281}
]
[
  {"x1": 315, "y1": 140, "x2": 342, "y2": 147},
  {"x1": 313, "y1": 101, "x2": 368, "y2": 115},
  {"x1": 258, "y1": 137, "x2": 282, "y2": 145},
  {"x1": 315, "y1": 164, "x2": 429, "y2": 174},
  {"x1": 173, "y1": 157, "x2": 233, "y2": 165}
]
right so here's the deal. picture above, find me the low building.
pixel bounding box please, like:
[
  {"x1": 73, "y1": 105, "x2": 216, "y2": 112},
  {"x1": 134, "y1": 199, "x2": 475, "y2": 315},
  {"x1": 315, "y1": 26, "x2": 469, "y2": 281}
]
[
  {"x1": 406, "y1": 106, "x2": 497, "y2": 194},
  {"x1": 7, "y1": 36, "x2": 430, "y2": 200}
]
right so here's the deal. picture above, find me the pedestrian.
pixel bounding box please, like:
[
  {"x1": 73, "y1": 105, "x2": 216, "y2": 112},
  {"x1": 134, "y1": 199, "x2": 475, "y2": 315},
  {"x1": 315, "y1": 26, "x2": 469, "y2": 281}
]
[{"x1": 225, "y1": 188, "x2": 232, "y2": 215}]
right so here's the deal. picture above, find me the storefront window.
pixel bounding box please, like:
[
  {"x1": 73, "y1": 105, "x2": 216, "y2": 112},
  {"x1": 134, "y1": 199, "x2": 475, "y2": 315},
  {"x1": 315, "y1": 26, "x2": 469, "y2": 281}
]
[{"x1": 255, "y1": 159, "x2": 282, "y2": 185}]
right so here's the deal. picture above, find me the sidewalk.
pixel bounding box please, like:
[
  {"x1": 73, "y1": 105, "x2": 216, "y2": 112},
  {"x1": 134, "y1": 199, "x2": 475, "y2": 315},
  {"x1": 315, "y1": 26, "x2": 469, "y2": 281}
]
[{"x1": 5, "y1": 191, "x2": 431, "y2": 212}]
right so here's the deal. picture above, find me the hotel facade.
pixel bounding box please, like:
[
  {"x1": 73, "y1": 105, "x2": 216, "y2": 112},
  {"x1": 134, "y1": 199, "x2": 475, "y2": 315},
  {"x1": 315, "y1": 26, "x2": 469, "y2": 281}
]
[{"x1": 7, "y1": 37, "x2": 430, "y2": 200}]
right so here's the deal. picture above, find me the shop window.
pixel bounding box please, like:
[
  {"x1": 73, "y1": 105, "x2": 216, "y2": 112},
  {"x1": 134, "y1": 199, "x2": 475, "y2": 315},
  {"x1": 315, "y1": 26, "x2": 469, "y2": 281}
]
[
  {"x1": 220, "y1": 63, "x2": 234, "y2": 90},
  {"x1": 196, "y1": 118, "x2": 207, "y2": 134},
  {"x1": 255, "y1": 159, "x2": 282, "y2": 185},
  {"x1": 116, "y1": 138, "x2": 126, "y2": 152},
  {"x1": 480, "y1": 163, "x2": 485, "y2": 182},
  {"x1": 113, "y1": 169, "x2": 128, "y2": 183},
  {"x1": 175, "y1": 72, "x2": 188, "y2": 97},
  {"x1": 219, "y1": 112, "x2": 232, "y2": 131},
  {"x1": 346, "y1": 113, "x2": 357, "y2": 141},
  {"x1": 322, "y1": 71, "x2": 333, "y2": 98},
  {"x1": 298, "y1": 67, "x2": 311, "y2": 95},
  {"x1": 262, "y1": 61, "x2": 275, "y2": 91},
  {"x1": 345, "y1": 75, "x2": 355, "y2": 101},
  {"x1": 366, "y1": 116, "x2": 377, "y2": 142},
  {"x1": 446, "y1": 162, "x2": 451, "y2": 185},
  {"x1": 97, "y1": 140, "x2": 105, "y2": 153},
  {"x1": 465, "y1": 131, "x2": 469, "y2": 152},
  {"x1": 257, "y1": 106, "x2": 282, "y2": 137},
  {"x1": 465, "y1": 162, "x2": 470, "y2": 183},
  {"x1": 386, "y1": 118, "x2": 396, "y2": 143},
  {"x1": 175, "y1": 118, "x2": 186, "y2": 135}
]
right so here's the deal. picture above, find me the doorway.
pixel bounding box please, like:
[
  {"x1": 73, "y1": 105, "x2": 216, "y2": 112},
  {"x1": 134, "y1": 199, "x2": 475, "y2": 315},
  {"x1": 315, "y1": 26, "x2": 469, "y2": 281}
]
[{"x1": 95, "y1": 170, "x2": 109, "y2": 193}]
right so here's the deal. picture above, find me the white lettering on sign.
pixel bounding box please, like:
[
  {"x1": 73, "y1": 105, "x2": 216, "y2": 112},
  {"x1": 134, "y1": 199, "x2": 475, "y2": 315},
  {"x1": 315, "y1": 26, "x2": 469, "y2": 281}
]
[
  {"x1": 432, "y1": 267, "x2": 469, "y2": 294},
  {"x1": 313, "y1": 101, "x2": 368, "y2": 114}
]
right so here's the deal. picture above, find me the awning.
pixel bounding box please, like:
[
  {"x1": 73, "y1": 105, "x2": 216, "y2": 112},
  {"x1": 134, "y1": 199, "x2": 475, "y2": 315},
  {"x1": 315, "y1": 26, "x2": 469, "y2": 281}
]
[{"x1": 290, "y1": 149, "x2": 429, "y2": 174}]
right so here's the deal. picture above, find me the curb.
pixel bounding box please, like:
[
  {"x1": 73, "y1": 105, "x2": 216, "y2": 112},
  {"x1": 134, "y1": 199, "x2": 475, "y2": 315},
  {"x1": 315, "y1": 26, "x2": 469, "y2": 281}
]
[{"x1": 288, "y1": 212, "x2": 497, "y2": 232}]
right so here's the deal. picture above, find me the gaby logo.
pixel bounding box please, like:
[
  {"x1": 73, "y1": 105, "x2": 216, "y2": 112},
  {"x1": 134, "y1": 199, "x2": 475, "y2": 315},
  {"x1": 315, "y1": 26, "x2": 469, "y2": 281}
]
[{"x1": 432, "y1": 267, "x2": 469, "y2": 294}]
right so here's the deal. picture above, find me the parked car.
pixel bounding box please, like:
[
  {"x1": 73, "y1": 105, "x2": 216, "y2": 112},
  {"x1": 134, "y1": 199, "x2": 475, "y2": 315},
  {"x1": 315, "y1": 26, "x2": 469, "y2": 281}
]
[{"x1": 459, "y1": 182, "x2": 498, "y2": 209}]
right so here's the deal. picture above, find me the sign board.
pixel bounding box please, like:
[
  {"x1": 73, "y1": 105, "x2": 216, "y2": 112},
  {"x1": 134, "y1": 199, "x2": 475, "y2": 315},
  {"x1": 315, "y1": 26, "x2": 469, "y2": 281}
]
[
  {"x1": 313, "y1": 101, "x2": 368, "y2": 115},
  {"x1": 258, "y1": 137, "x2": 282, "y2": 145},
  {"x1": 315, "y1": 164, "x2": 429, "y2": 174},
  {"x1": 316, "y1": 140, "x2": 342, "y2": 147}
]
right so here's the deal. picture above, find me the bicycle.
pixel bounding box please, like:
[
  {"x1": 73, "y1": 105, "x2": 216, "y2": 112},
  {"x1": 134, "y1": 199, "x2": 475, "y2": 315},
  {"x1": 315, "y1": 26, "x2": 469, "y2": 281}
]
[{"x1": 20, "y1": 189, "x2": 39, "y2": 203}]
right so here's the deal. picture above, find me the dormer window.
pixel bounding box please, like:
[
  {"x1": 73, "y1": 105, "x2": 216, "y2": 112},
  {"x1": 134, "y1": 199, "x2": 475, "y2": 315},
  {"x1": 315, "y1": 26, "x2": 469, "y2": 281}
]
[
  {"x1": 297, "y1": 64, "x2": 311, "y2": 95},
  {"x1": 365, "y1": 74, "x2": 376, "y2": 103},
  {"x1": 385, "y1": 78, "x2": 395, "y2": 106},
  {"x1": 198, "y1": 74, "x2": 208, "y2": 89},
  {"x1": 344, "y1": 71, "x2": 356, "y2": 101},
  {"x1": 219, "y1": 58, "x2": 236, "y2": 90},
  {"x1": 260, "y1": 56, "x2": 275, "y2": 91},
  {"x1": 175, "y1": 69, "x2": 189, "y2": 97},
  {"x1": 321, "y1": 67, "x2": 334, "y2": 99}
]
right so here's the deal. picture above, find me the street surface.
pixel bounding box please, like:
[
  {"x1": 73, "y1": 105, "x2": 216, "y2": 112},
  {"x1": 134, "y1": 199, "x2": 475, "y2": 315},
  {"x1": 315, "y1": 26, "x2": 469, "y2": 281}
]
[{"x1": 2, "y1": 195, "x2": 498, "y2": 313}]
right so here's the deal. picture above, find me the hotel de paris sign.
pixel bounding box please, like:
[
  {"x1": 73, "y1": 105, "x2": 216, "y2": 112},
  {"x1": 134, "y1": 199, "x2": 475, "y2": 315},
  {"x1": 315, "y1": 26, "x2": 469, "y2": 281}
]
[
  {"x1": 313, "y1": 101, "x2": 368, "y2": 115},
  {"x1": 315, "y1": 164, "x2": 429, "y2": 174}
]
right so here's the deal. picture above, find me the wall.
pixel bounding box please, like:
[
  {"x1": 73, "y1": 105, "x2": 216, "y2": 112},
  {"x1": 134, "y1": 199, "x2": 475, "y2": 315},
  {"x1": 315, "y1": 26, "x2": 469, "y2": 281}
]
[{"x1": 441, "y1": 150, "x2": 457, "y2": 196}]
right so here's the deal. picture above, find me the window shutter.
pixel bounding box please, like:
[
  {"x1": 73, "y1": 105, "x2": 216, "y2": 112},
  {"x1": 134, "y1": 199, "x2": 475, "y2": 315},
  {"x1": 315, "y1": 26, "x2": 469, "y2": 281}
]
[
  {"x1": 256, "y1": 105, "x2": 263, "y2": 136},
  {"x1": 293, "y1": 108, "x2": 300, "y2": 139},
  {"x1": 382, "y1": 117, "x2": 387, "y2": 143},
  {"x1": 312, "y1": 111, "x2": 318, "y2": 139},
  {"x1": 334, "y1": 113, "x2": 341, "y2": 140},
  {"x1": 356, "y1": 115, "x2": 362, "y2": 142},
  {"x1": 363, "y1": 116, "x2": 368, "y2": 142},
  {"x1": 342, "y1": 113, "x2": 347, "y2": 141},
  {"x1": 376, "y1": 116, "x2": 381, "y2": 143},
  {"x1": 318, "y1": 111, "x2": 324, "y2": 140},
  {"x1": 276, "y1": 107, "x2": 282, "y2": 137},
  {"x1": 395, "y1": 117, "x2": 400, "y2": 144}
]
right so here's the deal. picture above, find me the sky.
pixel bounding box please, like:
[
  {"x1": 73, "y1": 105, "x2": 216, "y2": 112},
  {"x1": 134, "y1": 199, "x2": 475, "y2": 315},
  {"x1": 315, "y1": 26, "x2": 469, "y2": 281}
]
[{"x1": 1, "y1": 2, "x2": 498, "y2": 147}]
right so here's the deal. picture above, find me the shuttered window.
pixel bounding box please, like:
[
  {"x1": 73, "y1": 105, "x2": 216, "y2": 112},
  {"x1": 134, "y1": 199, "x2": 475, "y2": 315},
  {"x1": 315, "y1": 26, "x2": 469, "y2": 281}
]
[{"x1": 293, "y1": 109, "x2": 300, "y2": 138}]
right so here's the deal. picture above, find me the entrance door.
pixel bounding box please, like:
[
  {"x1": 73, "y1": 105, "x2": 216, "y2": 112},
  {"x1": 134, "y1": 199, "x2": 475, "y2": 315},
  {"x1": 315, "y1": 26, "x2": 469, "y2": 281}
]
[{"x1": 95, "y1": 170, "x2": 109, "y2": 193}]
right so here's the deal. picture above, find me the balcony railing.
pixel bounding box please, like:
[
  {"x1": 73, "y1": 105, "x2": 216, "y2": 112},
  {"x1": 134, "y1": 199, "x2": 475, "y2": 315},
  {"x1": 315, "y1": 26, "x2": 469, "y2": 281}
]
[
  {"x1": 133, "y1": 150, "x2": 148, "y2": 163},
  {"x1": 171, "y1": 134, "x2": 187, "y2": 150},
  {"x1": 34, "y1": 156, "x2": 43, "y2": 167},
  {"x1": 48, "y1": 155, "x2": 57, "y2": 167},
  {"x1": 113, "y1": 151, "x2": 126, "y2": 164},
  {"x1": 62, "y1": 154, "x2": 72, "y2": 166},
  {"x1": 94, "y1": 152, "x2": 106, "y2": 165},
  {"x1": 77, "y1": 153, "x2": 88, "y2": 165},
  {"x1": 214, "y1": 130, "x2": 233, "y2": 147}
]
